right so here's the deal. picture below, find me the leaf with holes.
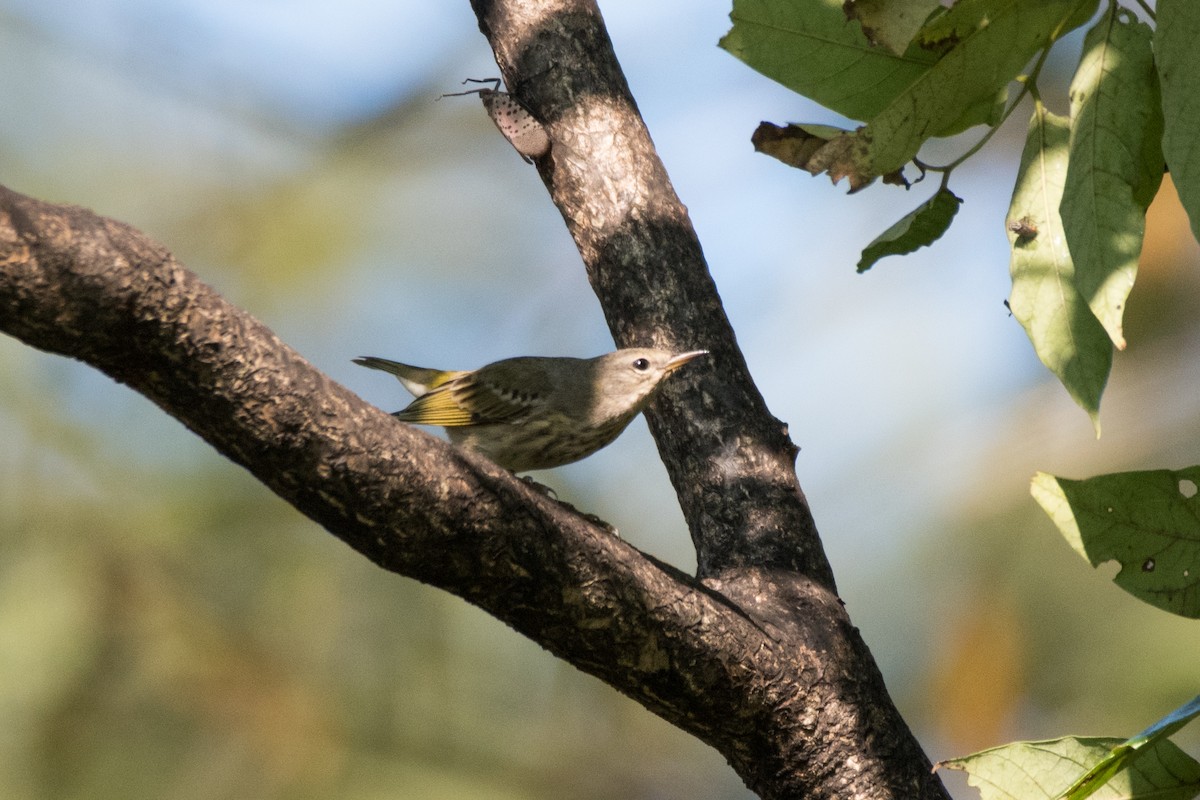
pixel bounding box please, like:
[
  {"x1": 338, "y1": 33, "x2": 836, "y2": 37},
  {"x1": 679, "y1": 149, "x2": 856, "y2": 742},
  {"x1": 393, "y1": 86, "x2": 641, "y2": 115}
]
[
  {"x1": 936, "y1": 735, "x2": 1200, "y2": 800},
  {"x1": 1031, "y1": 468, "x2": 1200, "y2": 618}
]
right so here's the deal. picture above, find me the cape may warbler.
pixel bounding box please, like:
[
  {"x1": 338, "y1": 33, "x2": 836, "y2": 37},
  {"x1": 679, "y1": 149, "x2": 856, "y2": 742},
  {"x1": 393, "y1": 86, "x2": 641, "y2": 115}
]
[{"x1": 354, "y1": 348, "x2": 707, "y2": 471}]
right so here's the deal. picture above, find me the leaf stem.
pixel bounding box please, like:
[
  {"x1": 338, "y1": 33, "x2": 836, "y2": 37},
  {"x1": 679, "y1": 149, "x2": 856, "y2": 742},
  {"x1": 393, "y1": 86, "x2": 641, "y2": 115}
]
[{"x1": 919, "y1": 42, "x2": 1055, "y2": 174}]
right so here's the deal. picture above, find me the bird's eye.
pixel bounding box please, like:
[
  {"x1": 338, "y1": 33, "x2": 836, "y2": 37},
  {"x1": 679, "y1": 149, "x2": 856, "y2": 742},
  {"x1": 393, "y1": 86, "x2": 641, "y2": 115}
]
[{"x1": 632, "y1": 358, "x2": 650, "y2": 371}]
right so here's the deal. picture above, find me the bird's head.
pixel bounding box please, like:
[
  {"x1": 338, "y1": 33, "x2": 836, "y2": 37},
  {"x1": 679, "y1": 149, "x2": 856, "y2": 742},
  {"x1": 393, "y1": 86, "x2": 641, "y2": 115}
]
[{"x1": 586, "y1": 348, "x2": 708, "y2": 421}]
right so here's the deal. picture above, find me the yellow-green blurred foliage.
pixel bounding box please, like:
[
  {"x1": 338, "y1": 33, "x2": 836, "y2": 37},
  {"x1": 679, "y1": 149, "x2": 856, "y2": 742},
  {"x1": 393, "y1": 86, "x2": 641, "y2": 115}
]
[{"x1": 1, "y1": 357, "x2": 747, "y2": 799}]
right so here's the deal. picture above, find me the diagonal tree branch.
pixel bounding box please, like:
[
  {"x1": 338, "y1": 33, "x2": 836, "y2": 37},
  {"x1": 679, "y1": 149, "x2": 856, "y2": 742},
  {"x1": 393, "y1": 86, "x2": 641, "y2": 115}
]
[
  {"x1": 0, "y1": 2, "x2": 953, "y2": 794},
  {"x1": 0, "y1": 183, "x2": 778, "y2": 774},
  {"x1": 467, "y1": 1, "x2": 952, "y2": 798}
]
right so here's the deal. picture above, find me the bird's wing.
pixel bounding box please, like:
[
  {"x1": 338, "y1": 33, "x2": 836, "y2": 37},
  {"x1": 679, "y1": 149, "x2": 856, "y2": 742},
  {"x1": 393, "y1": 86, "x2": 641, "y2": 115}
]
[
  {"x1": 391, "y1": 371, "x2": 533, "y2": 427},
  {"x1": 393, "y1": 384, "x2": 477, "y2": 426},
  {"x1": 450, "y1": 374, "x2": 539, "y2": 423}
]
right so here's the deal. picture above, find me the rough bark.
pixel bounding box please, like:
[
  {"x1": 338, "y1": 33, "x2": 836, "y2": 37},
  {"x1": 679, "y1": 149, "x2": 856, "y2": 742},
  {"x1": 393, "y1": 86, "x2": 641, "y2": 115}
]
[
  {"x1": 0, "y1": 2, "x2": 952, "y2": 797},
  {"x1": 471, "y1": 0, "x2": 833, "y2": 584}
]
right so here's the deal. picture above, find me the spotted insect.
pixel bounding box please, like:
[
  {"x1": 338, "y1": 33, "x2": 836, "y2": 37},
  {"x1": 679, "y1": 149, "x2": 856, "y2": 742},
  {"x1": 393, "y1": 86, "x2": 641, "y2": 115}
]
[{"x1": 440, "y1": 78, "x2": 550, "y2": 164}]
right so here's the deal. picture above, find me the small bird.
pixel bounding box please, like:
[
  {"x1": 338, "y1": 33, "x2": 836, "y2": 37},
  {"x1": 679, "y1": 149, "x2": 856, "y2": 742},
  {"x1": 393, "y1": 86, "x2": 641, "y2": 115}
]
[{"x1": 354, "y1": 348, "x2": 708, "y2": 472}]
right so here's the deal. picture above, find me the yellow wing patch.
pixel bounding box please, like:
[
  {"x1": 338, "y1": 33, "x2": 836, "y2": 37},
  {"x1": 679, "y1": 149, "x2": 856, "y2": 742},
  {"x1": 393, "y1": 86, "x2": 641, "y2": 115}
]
[
  {"x1": 394, "y1": 388, "x2": 476, "y2": 426},
  {"x1": 393, "y1": 373, "x2": 540, "y2": 427}
]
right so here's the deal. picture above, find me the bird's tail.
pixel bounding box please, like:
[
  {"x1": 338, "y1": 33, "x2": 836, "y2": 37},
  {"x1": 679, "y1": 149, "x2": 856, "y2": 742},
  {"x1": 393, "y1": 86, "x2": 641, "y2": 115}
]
[{"x1": 352, "y1": 356, "x2": 460, "y2": 397}]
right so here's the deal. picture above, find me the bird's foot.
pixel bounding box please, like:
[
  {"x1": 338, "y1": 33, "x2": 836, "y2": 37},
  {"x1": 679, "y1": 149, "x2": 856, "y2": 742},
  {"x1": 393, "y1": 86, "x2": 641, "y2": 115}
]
[{"x1": 520, "y1": 475, "x2": 558, "y2": 500}]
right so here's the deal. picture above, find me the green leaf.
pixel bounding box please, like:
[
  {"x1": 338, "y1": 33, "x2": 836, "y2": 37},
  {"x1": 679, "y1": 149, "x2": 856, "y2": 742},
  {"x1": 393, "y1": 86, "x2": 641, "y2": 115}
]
[
  {"x1": 1061, "y1": 8, "x2": 1164, "y2": 352},
  {"x1": 936, "y1": 736, "x2": 1200, "y2": 800},
  {"x1": 857, "y1": 188, "x2": 962, "y2": 271},
  {"x1": 1060, "y1": 696, "x2": 1200, "y2": 800},
  {"x1": 1031, "y1": 469, "x2": 1200, "y2": 617},
  {"x1": 729, "y1": 0, "x2": 1097, "y2": 188},
  {"x1": 719, "y1": 0, "x2": 941, "y2": 123},
  {"x1": 1156, "y1": 0, "x2": 1200, "y2": 242},
  {"x1": 936, "y1": 738, "x2": 1200, "y2": 800},
  {"x1": 1007, "y1": 105, "x2": 1111, "y2": 433},
  {"x1": 844, "y1": 0, "x2": 941, "y2": 55},
  {"x1": 858, "y1": 0, "x2": 1100, "y2": 179}
]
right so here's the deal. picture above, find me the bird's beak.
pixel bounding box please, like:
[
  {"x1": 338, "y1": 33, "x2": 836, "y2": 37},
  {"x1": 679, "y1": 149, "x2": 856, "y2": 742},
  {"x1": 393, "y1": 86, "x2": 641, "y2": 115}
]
[{"x1": 664, "y1": 350, "x2": 709, "y2": 373}]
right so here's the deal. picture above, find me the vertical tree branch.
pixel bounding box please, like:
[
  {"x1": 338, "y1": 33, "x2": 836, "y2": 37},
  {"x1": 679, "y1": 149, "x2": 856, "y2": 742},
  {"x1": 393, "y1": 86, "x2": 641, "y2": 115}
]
[
  {"x1": 470, "y1": 0, "x2": 832, "y2": 585},
  {"x1": 464, "y1": 2, "x2": 953, "y2": 798}
]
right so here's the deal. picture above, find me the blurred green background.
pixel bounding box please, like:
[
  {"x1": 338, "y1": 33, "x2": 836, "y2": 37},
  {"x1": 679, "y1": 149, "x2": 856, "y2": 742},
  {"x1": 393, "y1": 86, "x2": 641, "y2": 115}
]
[{"x1": 2, "y1": 2, "x2": 1198, "y2": 798}]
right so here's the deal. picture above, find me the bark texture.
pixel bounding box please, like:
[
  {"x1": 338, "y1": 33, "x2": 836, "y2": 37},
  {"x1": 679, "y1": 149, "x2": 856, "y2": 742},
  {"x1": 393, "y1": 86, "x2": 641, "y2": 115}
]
[
  {"x1": 473, "y1": 0, "x2": 833, "y2": 583},
  {"x1": 0, "y1": 2, "x2": 951, "y2": 797},
  {"x1": 469, "y1": 1, "x2": 950, "y2": 797}
]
